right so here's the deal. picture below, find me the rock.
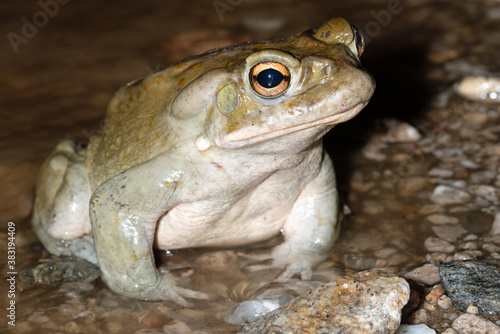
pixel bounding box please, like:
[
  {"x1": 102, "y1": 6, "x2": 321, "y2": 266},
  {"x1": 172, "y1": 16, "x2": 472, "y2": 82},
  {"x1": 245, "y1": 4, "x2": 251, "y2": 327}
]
[
  {"x1": 404, "y1": 264, "x2": 441, "y2": 286},
  {"x1": 483, "y1": 243, "x2": 500, "y2": 253},
  {"x1": 432, "y1": 225, "x2": 467, "y2": 243},
  {"x1": 396, "y1": 324, "x2": 436, "y2": 334},
  {"x1": 427, "y1": 214, "x2": 459, "y2": 225},
  {"x1": 472, "y1": 185, "x2": 499, "y2": 203},
  {"x1": 376, "y1": 118, "x2": 422, "y2": 143},
  {"x1": 397, "y1": 177, "x2": 429, "y2": 197},
  {"x1": 410, "y1": 309, "x2": 428, "y2": 324},
  {"x1": 441, "y1": 329, "x2": 458, "y2": 334},
  {"x1": 362, "y1": 142, "x2": 387, "y2": 161},
  {"x1": 491, "y1": 212, "x2": 500, "y2": 235},
  {"x1": 375, "y1": 248, "x2": 399, "y2": 259},
  {"x1": 425, "y1": 237, "x2": 455, "y2": 253},
  {"x1": 18, "y1": 260, "x2": 100, "y2": 291},
  {"x1": 363, "y1": 200, "x2": 386, "y2": 215},
  {"x1": 438, "y1": 295, "x2": 453, "y2": 309},
  {"x1": 428, "y1": 167, "x2": 454, "y2": 178},
  {"x1": 425, "y1": 284, "x2": 445, "y2": 304},
  {"x1": 430, "y1": 185, "x2": 472, "y2": 205},
  {"x1": 455, "y1": 76, "x2": 500, "y2": 103},
  {"x1": 462, "y1": 211, "x2": 493, "y2": 235},
  {"x1": 452, "y1": 314, "x2": 500, "y2": 334},
  {"x1": 227, "y1": 289, "x2": 295, "y2": 325},
  {"x1": 440, "y1": 260, "x2": 500, "y2": 314},
  {"x1": 466, "y1": 304, "x2": 479, "y2": 314},
  {"x1": 343, "y1": 254, "x2": 378, "y2": 271},
  {"x1": 240, "y1": 270, "x2": 410, "y2": 334}
]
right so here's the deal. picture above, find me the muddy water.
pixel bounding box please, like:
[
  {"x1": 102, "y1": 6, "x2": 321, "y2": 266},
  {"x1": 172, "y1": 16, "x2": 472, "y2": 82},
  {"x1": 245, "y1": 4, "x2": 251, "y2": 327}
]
[{"x1": 1, "y1": 0, "x2": 499, "y2": 333}]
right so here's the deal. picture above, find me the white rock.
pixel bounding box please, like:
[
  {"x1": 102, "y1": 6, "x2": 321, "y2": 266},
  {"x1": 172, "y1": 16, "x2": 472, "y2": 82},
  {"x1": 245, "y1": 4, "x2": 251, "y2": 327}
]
[
  {"x1": 411, "y1": 309, "x2": 429, "y2": 324},
  {"x1": 430, "y1": 185, "x2": 472, "y2": 205},
  {"x1": 432, "y1": 225, "x2": 467, "y2": 243},
  {"x1": 427, "y1": 214, "x2": 459, "y2": 225},
  {"x1": 461, "y1": 159, "x2": 481, "y2": 170},
  {"x1": 377, "y1": 118, "x2": 422, "y2": 143},
  {"x1": 452, "y1": 313, "x2": 500, "y2": 333},
  {"x1": 396, "y1": 324, "x2": 436, "y2": 334},
  {"x1": 362, "y1": 142, "x2": 387, "y2": 161},
  {"x1": 428, "y1": 167, "x2": 454, "y2": 178},
  {"x1": 438, "y1": 295, "x2": 453, "y2": 309},
  {"x1": 425, "y1": 237, "x2": 456, "y2": 253},
  {"x1": 490, "y1": 212, "x2": 500, "y2": 235},
  {"x1": 441, "y1": 329, "x2": 458, "y2": 334},
  {"x1": 473, "y1": 185, "x2": 499, "y2": 203},
  {"x1": 404, "y1": 264, "x2": 441, "y2": 286},
  {"x1": 455, "y1": 76, "x2": 500, "y2": 103},
  {"x1": 483, "y1": 243, "x2": 500, "y2": 253}
]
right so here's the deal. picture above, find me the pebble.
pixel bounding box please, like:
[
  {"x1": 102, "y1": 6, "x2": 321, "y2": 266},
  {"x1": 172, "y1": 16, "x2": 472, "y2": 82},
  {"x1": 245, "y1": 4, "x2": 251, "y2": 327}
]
[
  {"x1": 452, "y1": 314, "x2": 500, "y2": 333},
  {"x1": 432, "y1": 225, "x2": 467, "y2": 243},
  {"x1": 396, "y1": 324, "x2": 436, "y2": 334},
  {"x1": 18, "y1": 260, "x2": 100, "y2": 291},
  {"x1": 343, "y1": 254, "x2": 378, "y2": 271},
  {"x1": 473, "y1": 185, "x2": 499, "y2": 203},
  {"x1": 428, "y1": 167, "x2": 454, "y2": 178},
  {"x1": 227, "y1": 289, "x2": 294, "y2": 325},
  {"x1": 438, "y1": 295, "x2": 453, "y2": 309},
  {"x1": 425, "y1": 237, "x2": 456, "y2": 253},
  {"x1": 419, "y1": 205, "x2": 442, "y2": 215},
  {"x1": 466, "y1": 304, "x2": 479, "y2": 314},
  {"x1": 427, "y1": 214, "x2": 459, "y2": 225},
  {"x1": 491, "y1": 212, "x2": 500, "y2": 235},
  {"x1": 240, "y1": 270, "x2": 410, "y2": 334},
  {"x1": 455, "y1": 76, "x2": 500, "y2": 103},
  {"x1": 460, "y1": 159, "x2": 481, "y2": 169},
  {"x1": 445, "y1": 251, "x2": 475, "y2": 262},
  {"x1": 397, "y1": 177, "x2": 429, "y2": 197},
  {"x1": 459, "y1": 241, "x2": 481, "y2": 250},
  {"x1": 483, "y1": 243, "x2": 500, "y2": 253},
  {"x1": 377, "y1": 118, "x2": 422, "y2": 143},
  {"x1": 374, "y1": 248, "x2": 399, "y2": 259},
  {"x1": 441, "y1": 329, "x2": 458, "y2": 334},
  {"x1": 425, "y1": 284, "x2": 445, "y2": 304},
  {"x1": 430, "y1": 185, "x2": 472, "y2": 205},
  {"x1": 440, "y1": 260, "x2": 500, "y2": 313},
  {"x1": 404, "y1": 264, "x2": 441, "y2": 286},
  {"x1": 363, "y1": 200, "x2": 386, "y2": 215},
  {"x1": 411, "y1": 309, "x2": 429, "y2": 324}
]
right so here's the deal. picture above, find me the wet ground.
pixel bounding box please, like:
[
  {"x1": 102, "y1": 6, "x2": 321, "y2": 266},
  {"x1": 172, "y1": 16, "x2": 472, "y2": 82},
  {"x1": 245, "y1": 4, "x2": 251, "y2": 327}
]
[{"x1": 1, "y1": 0, "x2": 500, "y2": 333}]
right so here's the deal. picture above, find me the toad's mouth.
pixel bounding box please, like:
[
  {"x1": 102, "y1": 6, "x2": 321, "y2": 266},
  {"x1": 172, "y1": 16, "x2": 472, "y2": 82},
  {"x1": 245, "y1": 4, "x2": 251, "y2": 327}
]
[{"x1": 224, "y1": 102, "x2": 368, "y2": 144}]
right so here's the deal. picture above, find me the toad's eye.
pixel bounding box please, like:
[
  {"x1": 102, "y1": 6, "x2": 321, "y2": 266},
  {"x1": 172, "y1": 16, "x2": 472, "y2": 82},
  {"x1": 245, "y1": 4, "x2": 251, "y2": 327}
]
[
  {"x1": 352, "y1": 25, "x2": 365, "y2": 57},
  {"x1": 249, "y1": 62, "x2": 290, "y2": 98}
]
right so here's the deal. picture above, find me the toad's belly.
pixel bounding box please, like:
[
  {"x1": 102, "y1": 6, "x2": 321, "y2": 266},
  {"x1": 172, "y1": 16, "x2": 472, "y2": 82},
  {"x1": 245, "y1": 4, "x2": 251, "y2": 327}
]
[{"x1": 154, "y1": 199, "x2": 292, "y2": 250}]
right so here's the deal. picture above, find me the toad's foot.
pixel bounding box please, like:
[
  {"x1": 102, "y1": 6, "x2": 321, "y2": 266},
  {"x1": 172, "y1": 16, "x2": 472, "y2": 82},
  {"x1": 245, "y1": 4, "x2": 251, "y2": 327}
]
[
  {"x1": 106, "y1": 272, "x2": 209, "y2": 307},
  {"x1": 241, "y1": 243, "x2": 327, "y2": 282}
]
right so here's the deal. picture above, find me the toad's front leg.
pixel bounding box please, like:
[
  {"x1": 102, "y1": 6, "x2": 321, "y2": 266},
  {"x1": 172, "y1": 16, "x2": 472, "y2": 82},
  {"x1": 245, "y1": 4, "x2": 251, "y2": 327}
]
[
  {"x1": 90, "y1": 155, "x2": 207, "y2": 305},
  {"x1": 246, "y1": 152, "x2": 340, "y2": 281}
]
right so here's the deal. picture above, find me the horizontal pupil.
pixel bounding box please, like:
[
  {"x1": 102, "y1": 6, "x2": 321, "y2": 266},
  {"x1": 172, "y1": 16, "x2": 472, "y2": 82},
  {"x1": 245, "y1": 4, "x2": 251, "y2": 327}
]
[{"x1": 256, "y1": 69, "x2": 283, "y2": 88}]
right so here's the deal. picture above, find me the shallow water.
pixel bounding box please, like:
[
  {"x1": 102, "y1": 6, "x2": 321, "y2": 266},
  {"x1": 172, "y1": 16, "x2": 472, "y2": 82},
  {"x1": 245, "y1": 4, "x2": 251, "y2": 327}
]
[{"x1": 1, "y1": 0, "x2": 500, "y2": 332}]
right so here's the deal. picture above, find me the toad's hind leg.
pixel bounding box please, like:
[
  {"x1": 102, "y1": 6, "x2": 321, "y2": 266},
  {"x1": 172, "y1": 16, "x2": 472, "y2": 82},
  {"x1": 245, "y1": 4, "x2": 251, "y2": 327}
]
[{"x1": 32, "y1": 138, "x2": 97, "y2": 264}]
